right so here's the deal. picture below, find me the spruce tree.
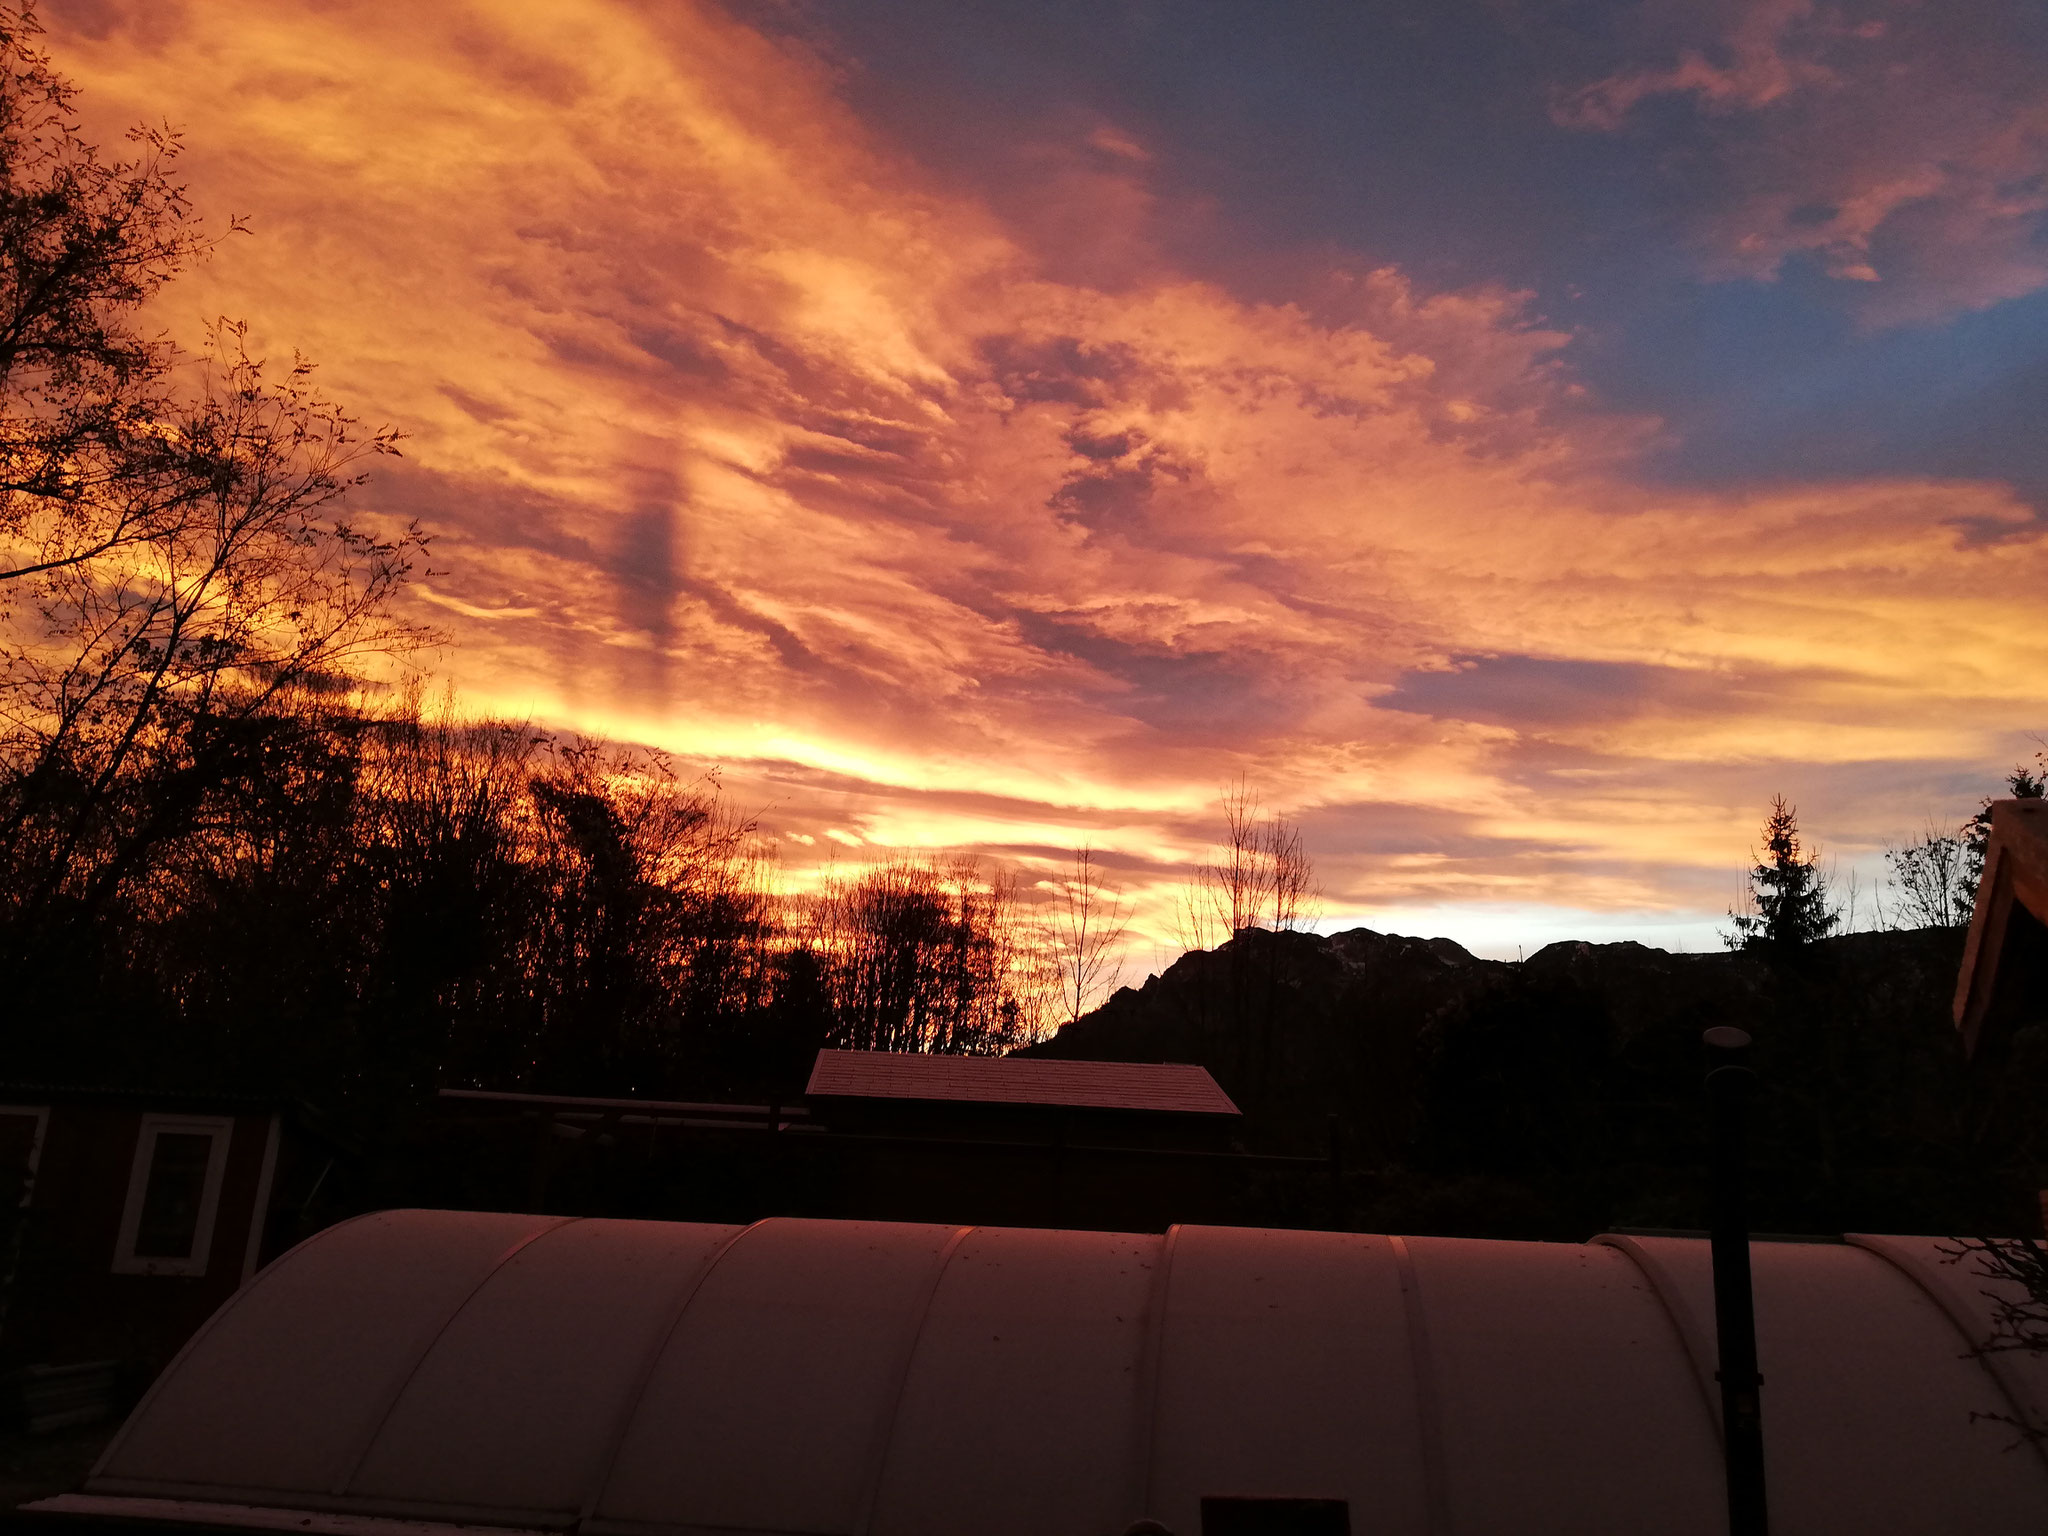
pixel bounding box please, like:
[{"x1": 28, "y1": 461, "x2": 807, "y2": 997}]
[{"x1": 1726, "y1": 795, "x2": 1838, "y2": 952}]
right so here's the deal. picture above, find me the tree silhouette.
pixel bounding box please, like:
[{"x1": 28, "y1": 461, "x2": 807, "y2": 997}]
[
  {"x1": 802, "y1": 855, "x2": 1048, "y2": 1056},
  {"x1": 1884, "y1": 821, "x2": 1971, "y2": 930},
  {"x1": 0, "y1": 6, "x2": 427, "y2": 989},
  {"x1": 0, "y1": 2, "x2": 221, "y2": 589},
  {"x1": 1050, "y1": 844, "x2": 1129, "y2": 1029},
  {"x1": 1725, "y1": 795, "x2": 1837, "y2": 952},
  {"x1": 1175, "y1": 779, "x2": 1320, "y2": 950}
]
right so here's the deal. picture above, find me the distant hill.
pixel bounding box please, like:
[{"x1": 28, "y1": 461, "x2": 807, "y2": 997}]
[{"x1": 1024, "y1": 925, "x2": 2041, "y2": 1239}]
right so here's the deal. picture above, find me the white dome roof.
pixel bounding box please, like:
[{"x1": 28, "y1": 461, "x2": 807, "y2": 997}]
[{"x1": 39, "y1": 1210, "x2": 2048, "y2": 1536}]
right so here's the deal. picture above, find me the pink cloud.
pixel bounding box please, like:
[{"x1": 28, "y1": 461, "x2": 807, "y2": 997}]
[
  {"x1": 1554, "y1": 0, "x2": 1833, "y2": 129},
  {"x1": 1558, "y1": 0, "x2": 2048, "y2": 324}
]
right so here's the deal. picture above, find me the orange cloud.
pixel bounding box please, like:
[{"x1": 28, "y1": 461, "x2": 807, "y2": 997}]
[{"x1": 42, "y1": 0, "x2": 2048, "y2": 954}]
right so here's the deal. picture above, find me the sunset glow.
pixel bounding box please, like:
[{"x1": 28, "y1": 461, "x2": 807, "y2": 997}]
[{"x1": 48, "y1": 0, "x2": 2048, "y2": 955}]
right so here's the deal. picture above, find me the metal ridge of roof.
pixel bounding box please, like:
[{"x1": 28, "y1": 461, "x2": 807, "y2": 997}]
[{"x1": 803, "y1": 1049, "x2": 1241, "y2": 1115}]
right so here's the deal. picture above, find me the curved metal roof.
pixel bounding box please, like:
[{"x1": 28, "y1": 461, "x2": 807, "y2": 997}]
[{"x1": 37, "y1": 1211, "x2": 2048, "y2": 1535}]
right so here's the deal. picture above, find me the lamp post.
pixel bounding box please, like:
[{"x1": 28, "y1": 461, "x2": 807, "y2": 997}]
[{"x1": 1704, "y1": 1025, "x2": 1768, "y2": 1536}]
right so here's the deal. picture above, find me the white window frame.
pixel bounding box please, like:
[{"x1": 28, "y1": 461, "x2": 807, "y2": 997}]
[
  {"x1": 240, "y1": 1113, "x2": 281, "y2": 1285},
  {"x1": 0, "y1": 1105, "x2": 50, "y2": 1208},
  {"x1": 113, "y1": 1114, "x2": 233, "y2": 1277}
]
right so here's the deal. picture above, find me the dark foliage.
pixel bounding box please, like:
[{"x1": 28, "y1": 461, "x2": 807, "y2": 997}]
[
  {"x1": 2, "y1": 688, "x2": 1050, "y2": 1142},
  {"x1": 1886, "y1": 754, "x2": 2046, "y2": 930},
  {"x1": 801, "y1": 856, "x2": 1043, "y2": 1057}
]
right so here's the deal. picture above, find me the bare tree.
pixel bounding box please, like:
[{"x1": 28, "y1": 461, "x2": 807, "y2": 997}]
[
  {"x1": 1171, "y1": 880, "x2": 1220, "y2": 954},
  {"x1": 0, "y1": 3, "x2": 225, "y2": 591},
  {"x1": 0, "y1": 13, "x2": 429, "y2": 945},
  {"x1": 1211, "y1": 777, "x2": 1272, "y2": 935},
  {"x1": 948, "y1": 863, "x2": 1048, "y2": 1053},
  {"x1": 1166, "y1": 782, "x2": 1322, "y2": 1094},
  {"x1": 0, "y1": 327, "x2": 426, "y2": 931},
  {"x1": 1176, "y1": 779, "x2": 1319, "y2": 951},
  {"x1": 807, "y1": 854, "x2": 1049, "y2": 1056},
  {"x1": 1050, "y1": 844, "x2": 1130, "y2": 1029},
  {"x1": 1263, "y1": 814, "x2": 1320, "y2": 933},
  {"x1": 1884, "y1": 822, "x2": 1971, "y2": 930}
]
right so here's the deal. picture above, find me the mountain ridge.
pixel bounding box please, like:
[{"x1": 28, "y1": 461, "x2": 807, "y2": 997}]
[{"x1": 1023, "y1": 923, "x2": 2033, "y2": 1238}]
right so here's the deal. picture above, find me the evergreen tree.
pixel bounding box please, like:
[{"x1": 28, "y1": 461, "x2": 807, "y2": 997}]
[{"x1": 1725, "y1": 795, "x2": 1838, "y2": 952}]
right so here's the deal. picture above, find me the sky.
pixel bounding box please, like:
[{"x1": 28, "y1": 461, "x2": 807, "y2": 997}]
[{"x1": 40, "y1": 0, "x2": 2048, "y2": 958}]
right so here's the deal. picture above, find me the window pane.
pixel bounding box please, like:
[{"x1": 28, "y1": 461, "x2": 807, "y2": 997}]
[{"x1": 133, "y1": 1132, "x2": 215, "y2": 1260}]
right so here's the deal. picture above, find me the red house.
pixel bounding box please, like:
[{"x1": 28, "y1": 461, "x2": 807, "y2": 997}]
[{"x1": 0, "y1": 1087, "x2": 332, "y2": 1428}]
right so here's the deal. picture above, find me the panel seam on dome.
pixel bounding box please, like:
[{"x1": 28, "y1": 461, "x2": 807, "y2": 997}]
[
  {"x1": 852, "y1": 1224, "x2": 977, "y2": 1536},
  {"x1": 1130, "y1": 1223, "x2": 1182, "y2": 1526},
  {"x1": 27, "y1": 1493, "x2": 556, "y2": 1536},
  {"x1": 1589, "y1": 1235, "x2": 1725, "y2": 1450},
  {"x1": 1387, "y1": 1236, "x2": 1451, "y2": 1536},
  {"x1": 1842, "y1": 1234, "x2": 2048, "y2": 1481},
  {"x1": 334, "y1": 1217, "x2": 580, "y2": 1497},
  {"x1": 88, "y1": 1208, "x2": 398, "y2": 1487},
  {"x1": 571, "y1": 1219, "x2": 768, "y2": 1533}
]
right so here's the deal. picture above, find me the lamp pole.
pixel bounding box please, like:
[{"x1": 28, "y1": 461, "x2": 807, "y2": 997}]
[{"x1": 1704, "y1": 1025, "x2": 1768, "y2": 1536}]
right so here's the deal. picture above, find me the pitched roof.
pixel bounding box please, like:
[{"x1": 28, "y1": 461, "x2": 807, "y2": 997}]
[
  {"x1": 804, "y1": 1049, "x2": 1241, "y2": 1116},
  {"x1": 1955, "y1": 796, "x2": 2048, "y2": 1055}
]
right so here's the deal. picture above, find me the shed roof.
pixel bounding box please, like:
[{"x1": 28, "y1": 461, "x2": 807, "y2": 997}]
[
  {"x1": 803, "y1": 1048, "x2": 1241, "y2": 1115},
  {"x1": 33, "y1": 1211, "x2": 2048, "y2": 1536},
  {"x1": 1955, "y1": 796, "x2": 2048, "y2": 1054}
]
